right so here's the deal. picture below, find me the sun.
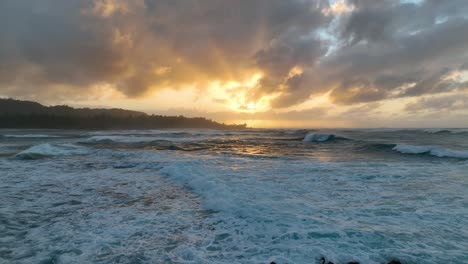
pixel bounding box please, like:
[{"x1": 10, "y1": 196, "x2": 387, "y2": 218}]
[{"x1": 207, "y1": 72, "x2": 271, "y2": 113}]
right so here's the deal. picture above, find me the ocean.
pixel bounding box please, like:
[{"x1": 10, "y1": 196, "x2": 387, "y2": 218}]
[{"x1": 1, "y1": 128, "x2": 467, "y2": 264}]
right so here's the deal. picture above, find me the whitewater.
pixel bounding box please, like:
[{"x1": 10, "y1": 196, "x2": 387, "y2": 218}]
[{"x1": 1, "y1": 128, "x2": 467, "y2": 264}]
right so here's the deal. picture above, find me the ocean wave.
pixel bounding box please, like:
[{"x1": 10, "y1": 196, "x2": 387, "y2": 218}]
[
  {"x1": 159, "y1": 160, "x2": 243, "y2": 215},
  {"x1": 392, "y1": 144, "x2": 468, "y2": 159},
  {"x1": 86, "y1": 129, "x2": 254, "y2": 137},
  {"x1": 15, "y1": 143, "x2": 88, "y2": 159},
  {"x1": 421, "y1": 128, "x2": 468, "y2": 134},
  {"x1": 87, "y1": 130, "x2": 195, "y2": 137},
  {"x1": 303, "y1": 132, "x2": 337, "y2": 142},
  {"x1": 2, "y1": 134, "x2": 61, "y2": 138},
  {"x1": 84, "y1": 135, "x2": 158, "y2": 143},
  {"x1": 150, "y1": 143, "x2": 210, "y2": 151},
  {"x1": 83, "y1": 135, "x2": 205, "y2": 143}
]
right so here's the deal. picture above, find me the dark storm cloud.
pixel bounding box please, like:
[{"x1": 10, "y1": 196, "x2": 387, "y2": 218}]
[
  {"x1": 1, "y1": 0, "x2": 468, "y2": 111},
  {"x1": 319, "y1": 0, "x2": 468, "y2": 105},
  {"x1": 250, "y1": 0, "x2": 468, "y2": 107},
  {"x1": 252, "y1": 34, "x2": 327, "y2": 103},
  {"x1": 0, "y1": 0, "x2": 330, "y2": 100},
  {"x1": 0, "y1": 0, "x2": 133, "y2": 99}
]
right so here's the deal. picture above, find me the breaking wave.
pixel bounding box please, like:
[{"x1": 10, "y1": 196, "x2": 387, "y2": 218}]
[
  {"x1": 420, "y1": 128, "x2": 468, "y2": 134},
  {"x1": 392, "y1": 144, "x2": 468, "y2": 159},
  {"x1": 83, "y1": 135, "x2": 205, "y2": 143},
  {"x1": 15, "y1": 143, "x2": 88, "y2": 159},
  {"x1": 3, "y1": 128, "x2": 468, "y2": 263},
  {"x1": 84, "y1": 135, "x2": 159, "y2": 143},
  {"x1": 303, "y1": 132, "x2": 350, "y2": 142},
  {"x1": 303, "y1": 133, "x2": 336, "y2": 142},
  {"x1": 2, "y1": 134, "x2": 61, "y2": 138}
]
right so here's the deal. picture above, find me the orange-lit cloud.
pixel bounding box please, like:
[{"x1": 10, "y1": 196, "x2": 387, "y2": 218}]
[
  {"x1": 322, "y1": 0, "x2": 354, "y2": 16},
  {"x1": 1, "y1": 0, "x2": 468, "y2": 127}
]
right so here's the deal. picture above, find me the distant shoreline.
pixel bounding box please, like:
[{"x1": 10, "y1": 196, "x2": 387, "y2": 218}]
[{"x1": 0, "y1": 98, "x2": 247, "y2": 130}]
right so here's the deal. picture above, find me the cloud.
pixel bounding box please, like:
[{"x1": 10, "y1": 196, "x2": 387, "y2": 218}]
[
  {"x1": 322, "y1": 0, "x2": 354, "y2": 16},
  {"x1": 0, "y1": 0, "x2": 129, "y2": 97},
  {"x1": 405, "y1": 93, "x2": 468, "y2": 112},
  {"x1": 1, "y1": 0, "x2": 468, "y2": 116},
  {"x1": 320, "y1": 0, "x2": 468, "y2": 104},
  {"x1": 0, "y1": 0, "x2": 331, "y2": 101}
]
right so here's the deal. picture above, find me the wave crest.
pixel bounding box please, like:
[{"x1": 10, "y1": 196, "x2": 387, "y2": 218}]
[
  {"x1": 392, "y1": 144, "x2": 468, "y2": 159},
  {"x1": 303, "y1": 132, "x2": 336, "y2": 142},
  {"x1": 421, "y1": 128, "x2": 468, "y2": 134},
  {"x1": 2, "y1": 134, "x2": 61, "y2": 138},
  {"x1": 83, "y1": 135, "x2": 204, "y2": 143},
  {"x1": 15, "y1": 143, "x2": 88, "y2": 159}
]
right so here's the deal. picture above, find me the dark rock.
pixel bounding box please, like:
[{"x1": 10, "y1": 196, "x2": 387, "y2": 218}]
[{"x1": 320, "y1": 257, "x2": 335, "y2": 264}]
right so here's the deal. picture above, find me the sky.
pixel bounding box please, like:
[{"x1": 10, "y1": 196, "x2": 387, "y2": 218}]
[{"x1": 1, "y1": 0, "x2": 468, "y2": 128}]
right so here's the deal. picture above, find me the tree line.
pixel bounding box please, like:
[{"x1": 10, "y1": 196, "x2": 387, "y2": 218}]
[{"x1": 0, "y1": 98, "x2": 246, "y2": 130}]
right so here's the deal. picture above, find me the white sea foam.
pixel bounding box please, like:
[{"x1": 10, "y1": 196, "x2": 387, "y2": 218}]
[
  {"x1": 421, "y1": 128, "x2": 468, "y2": 134},
  {"x1": 83, "y1": 135, "x2": 205, "y2": 143},
  {"x1": 3, "y1": 129, "x2": 468, "y2": 263},
  {"x1": 15, "y1": 143, "x2": 88, "y2": 159},
  {"x1": 303, "y1": 132, "x2": 336, "y2": 142},
  {"x1": 0, "y1": 152, "x2": 208, "y2": 263},
  {"x1": 2, "y1": 134, "x2": 61, "y2": 138},
  {"x1": 87, "y1": 129, "x2": 251, "y2": 136},
  {"x1": 156, "y1": 150, "x2": 468, "y2": 263},
  {"x1": 84, "y1": 135, "x2": 159, "y2": 143},
  {"x1": 87, "y1": 130, "x2": 185, "y2": 135},
  {"x1": 393, "y1": 144, "x2": 468, "y2": 158},
  {"x1": 159, "y1": 157, "x2": 245, "y2": 215}
]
